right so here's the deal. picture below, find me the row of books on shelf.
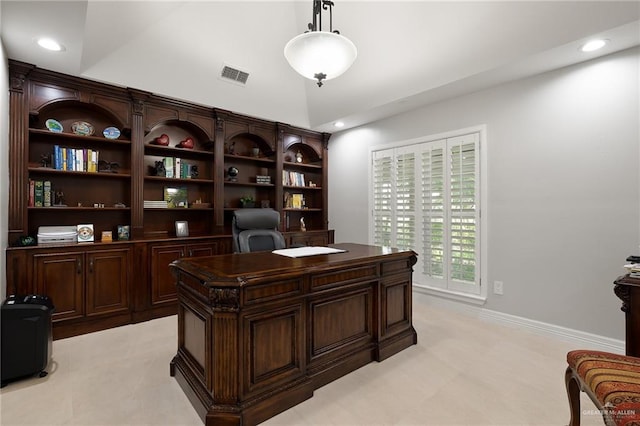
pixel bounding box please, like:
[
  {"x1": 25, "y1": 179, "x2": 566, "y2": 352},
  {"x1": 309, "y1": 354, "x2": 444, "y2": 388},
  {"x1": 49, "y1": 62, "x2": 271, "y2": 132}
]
[
  {"x1": 625, "y1": 255, "x2": 640, "y2": 278},
  {"x1": 282, "y1": 170, "x2": 306, "y2": 187},
  {"x1": 285, "y1": 193, "x2": 305, "y2": 209},
  {"x1": 159, "y1": 157, "x2": 197, "y2": 179},
  {"x1": 51, "y1": 145, "x2": 100, "y2": 172},
  {"x1": 28, "y1": 179, "x2": 55, "y2": 207}
]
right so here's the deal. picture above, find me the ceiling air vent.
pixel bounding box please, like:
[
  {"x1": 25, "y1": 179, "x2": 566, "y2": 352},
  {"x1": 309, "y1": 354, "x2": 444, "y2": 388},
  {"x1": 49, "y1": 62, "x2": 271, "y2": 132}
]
[{"x1": 221, "y1": 65, "x2": 249, "y2": 85}]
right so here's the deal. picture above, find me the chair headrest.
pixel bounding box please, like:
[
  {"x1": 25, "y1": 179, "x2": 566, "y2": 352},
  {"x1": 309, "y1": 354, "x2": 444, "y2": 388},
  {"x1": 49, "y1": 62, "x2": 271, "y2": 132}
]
[{"x1": 233, "y1": 208, "x2": 280, "y2": 230}]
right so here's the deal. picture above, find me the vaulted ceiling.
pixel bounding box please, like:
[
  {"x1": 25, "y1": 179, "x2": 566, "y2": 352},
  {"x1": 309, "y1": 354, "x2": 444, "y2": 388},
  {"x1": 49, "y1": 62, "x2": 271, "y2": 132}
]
[{"x1": 2, "y1": 1, "x2": 639, "y2": 132}]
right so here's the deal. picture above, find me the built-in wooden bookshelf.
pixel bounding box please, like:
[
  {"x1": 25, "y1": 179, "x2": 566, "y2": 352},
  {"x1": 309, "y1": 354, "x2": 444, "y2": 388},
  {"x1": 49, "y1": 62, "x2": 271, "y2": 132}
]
[{"x1": 5, "y1": 60, "x2": 332, "y2": 338}]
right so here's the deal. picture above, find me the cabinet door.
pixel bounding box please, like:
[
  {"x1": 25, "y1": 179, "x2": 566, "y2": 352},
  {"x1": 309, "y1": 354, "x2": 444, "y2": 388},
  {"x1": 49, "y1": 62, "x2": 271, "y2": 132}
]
[
  {"x1": 86, "y1": 248, "x2": 131, "y2": 316},
  {"x1": 289, "y1": 232, "x2": 328, "y2": 247},
  {"x1": 33, "y1": 251, "x2": 85, "y2": 321},
  {"x1": 150, "y1": 244, "x2": 185, "y2": 305},
  {"x1": 186, "y1": 242, "x2": 218, "y2": 258}
]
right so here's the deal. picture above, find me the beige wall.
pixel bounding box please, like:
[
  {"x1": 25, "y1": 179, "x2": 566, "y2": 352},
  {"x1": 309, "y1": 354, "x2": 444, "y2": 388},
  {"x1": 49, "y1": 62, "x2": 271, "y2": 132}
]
[{"x1": 329, "y1": 47, "x2": 640, "y2": 340}]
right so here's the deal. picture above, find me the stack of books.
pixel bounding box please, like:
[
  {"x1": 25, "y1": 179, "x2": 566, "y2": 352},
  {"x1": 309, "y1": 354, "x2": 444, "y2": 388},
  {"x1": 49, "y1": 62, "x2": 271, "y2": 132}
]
[
  {"x1": 144, "y1": 200, "x2": 168, "y2": 208},
  {"x1": 282, "y1": 170, "x2": 305, "y2": 187},
  {"x1": 29, "y1": 180, "x2": 59, "y2": 207},
  {"x1": 624, "y1": 255, "x2": 640, "y2": 278},
  {"x1": 162, "y1": 157, "x2": 194, "y2": 179},
  {"x1": 52, "y1": 145, "x2": 99, "y2": 172}
]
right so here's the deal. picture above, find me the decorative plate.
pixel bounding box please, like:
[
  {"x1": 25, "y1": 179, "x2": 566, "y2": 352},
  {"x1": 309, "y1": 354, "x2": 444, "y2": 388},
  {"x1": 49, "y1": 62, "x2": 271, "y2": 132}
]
[
  {"x1": 71, "y1": 121, "x2": 94, "y2": 136},
  {"x1": 103, "y1": 126, "x2": 121, "y2": 140},
  {"x1": 45, "y1": 118, "x2": 63, "y2": 133}
]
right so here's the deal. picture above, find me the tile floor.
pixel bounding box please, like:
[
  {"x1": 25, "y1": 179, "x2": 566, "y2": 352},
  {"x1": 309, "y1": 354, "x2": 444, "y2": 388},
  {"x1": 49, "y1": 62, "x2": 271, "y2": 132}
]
[{"x1": 0, "y1": 294, "x2": 606, "y2": 425}]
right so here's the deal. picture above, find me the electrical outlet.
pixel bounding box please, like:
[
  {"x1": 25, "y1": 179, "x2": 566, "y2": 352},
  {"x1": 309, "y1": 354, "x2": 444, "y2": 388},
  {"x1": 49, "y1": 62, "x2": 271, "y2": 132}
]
[{"x1": 493, "y1": 280, "x2": 504, "y2": 295}]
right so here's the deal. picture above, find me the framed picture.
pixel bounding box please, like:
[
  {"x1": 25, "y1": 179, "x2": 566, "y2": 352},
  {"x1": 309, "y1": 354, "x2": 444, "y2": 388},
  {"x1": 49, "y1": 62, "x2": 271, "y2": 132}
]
[
  {"x1": 175, "y1": 221, "x2": 189, "y2": 237},
  {"x1": 164, "y1": 186, "x2": 188, "y2": 208},
  {"x1": 117, "y1": 225, "x2": 130, "y2": 241},
  {"x1": 77, "y1": 224, "x2": 94, "y2": 242}
]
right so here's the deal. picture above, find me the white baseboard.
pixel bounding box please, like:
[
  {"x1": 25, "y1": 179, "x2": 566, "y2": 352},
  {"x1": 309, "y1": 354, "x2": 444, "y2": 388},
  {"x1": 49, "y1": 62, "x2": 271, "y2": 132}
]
[{"x1": 413, "y1": 290, "x2": 625, "y2": 354}]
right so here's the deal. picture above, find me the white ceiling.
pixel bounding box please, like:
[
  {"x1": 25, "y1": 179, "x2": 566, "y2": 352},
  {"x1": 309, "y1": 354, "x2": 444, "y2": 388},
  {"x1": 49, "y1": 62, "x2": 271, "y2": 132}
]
[{"x1": 1, "y1": 1, "x2": 639, "y2": 133}]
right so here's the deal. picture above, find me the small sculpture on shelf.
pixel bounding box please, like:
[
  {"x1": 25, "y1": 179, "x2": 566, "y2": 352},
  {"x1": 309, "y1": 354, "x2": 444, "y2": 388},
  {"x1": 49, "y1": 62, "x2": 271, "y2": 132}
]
[
  {"x1": 40, "y1": 154, "x2": 51, "y2": 168},
  {"x1": 152, "y1": 133, "x2": 170, "y2": 146},
  {"x1": 300, "y1": 217, "x2": 306, "y2": 232},
  {"x1": 177, "y1": 137, "x2": 194, "y2": 149},
  {"x1": 98, "y1": 160, "x2": 120, "y2": 173},
  {"x1": 54, "y1": 190, "x2": 65, "y2": 206},
  {"x1": 227, "y1": 166, "x2": 239, "y2": 182},
  {"x1": 190, "y1": 165, "x2": 199, "y2": 179},
  {"x1": 295, "y1": 151, "x2": 303, "y2": 163},
  {"x1": 252, "y1": 144, "x2": 260, "y2": 158},
  {"x1": 226, "y1": 141, "x2": 236, "y2": 155},
  {"x1": 151, "y1": 161, "x2": 166, "y2": 176}
]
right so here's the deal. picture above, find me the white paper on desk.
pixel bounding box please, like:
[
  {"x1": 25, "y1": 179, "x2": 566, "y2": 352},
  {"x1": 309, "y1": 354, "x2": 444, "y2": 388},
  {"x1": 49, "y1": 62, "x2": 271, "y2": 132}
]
[{"x1": 272, "y1": 246, "x2": 347, "y2": 258}]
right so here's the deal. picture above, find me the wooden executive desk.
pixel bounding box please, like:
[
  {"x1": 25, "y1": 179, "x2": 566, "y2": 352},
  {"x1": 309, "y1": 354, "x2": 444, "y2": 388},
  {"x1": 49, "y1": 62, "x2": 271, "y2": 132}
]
[{"x1": 169, "y1": 243, "x2": 418, "y2": 426}]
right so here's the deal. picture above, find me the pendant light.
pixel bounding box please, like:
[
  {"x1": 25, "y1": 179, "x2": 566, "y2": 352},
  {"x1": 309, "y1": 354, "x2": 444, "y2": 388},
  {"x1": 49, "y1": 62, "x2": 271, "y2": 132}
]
[{"x1": 284, "y1": 0, "x2": 357, "y2": 87}]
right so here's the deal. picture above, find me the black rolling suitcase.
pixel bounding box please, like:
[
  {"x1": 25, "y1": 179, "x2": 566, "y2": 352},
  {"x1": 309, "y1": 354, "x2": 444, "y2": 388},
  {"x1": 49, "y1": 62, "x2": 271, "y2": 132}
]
[{"x1": 1, "y1": 295, "x2": 54, "y2": 387}]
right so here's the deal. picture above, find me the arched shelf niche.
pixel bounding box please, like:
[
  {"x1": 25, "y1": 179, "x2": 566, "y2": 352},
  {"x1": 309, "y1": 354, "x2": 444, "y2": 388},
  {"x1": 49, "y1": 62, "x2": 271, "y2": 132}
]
[
  {"x1": 225, "y1": 132, "x2": 274, "y2": 158},
  {"x1": 31, "y1": 100, "x2": 130, "y2": 138},
  {"x1": 283, "y1": 141, "x2": 321, "y2": 165},
  {"x1": 144, "y1": 119, "x2": 213, "y2": 152}
]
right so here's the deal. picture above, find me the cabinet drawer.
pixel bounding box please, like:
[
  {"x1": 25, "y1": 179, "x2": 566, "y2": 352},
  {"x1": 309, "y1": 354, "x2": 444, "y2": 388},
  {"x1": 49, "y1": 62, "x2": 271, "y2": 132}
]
[
  {"x1": 381, "y1": 259, "x2": 412, "y2": 276},
  {"x1": 243, "y1": 279, "x2": 303, "y2": 306},
  {"x1": 311, "y1": 265, "x2": 378, "y2": 291}
]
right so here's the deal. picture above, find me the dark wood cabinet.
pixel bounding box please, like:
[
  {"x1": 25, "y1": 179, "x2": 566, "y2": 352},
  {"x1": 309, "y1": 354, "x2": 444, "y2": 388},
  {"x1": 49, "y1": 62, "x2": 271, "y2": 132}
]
[
  {"x1": 86, "y1": 248, "x2": 130, "y2": 316},
  {"x1": 5, "y1": 60, "x2": 333, "y2": 338},
  {"x1": 149, "y1": 240, "x2": 223, "y2": 307},
  {"x1": 10, "y1": 245, "x2": 132, "y2": 339},
  {"x1": 33, "y1": 250, "x2": 85, "y2": 321},
  {"x1": 150, "y1": 244, "x2": 185, "y2": 306},
  {"x1": 147, "y1": 238, "x2": 232, "y2": 314}
]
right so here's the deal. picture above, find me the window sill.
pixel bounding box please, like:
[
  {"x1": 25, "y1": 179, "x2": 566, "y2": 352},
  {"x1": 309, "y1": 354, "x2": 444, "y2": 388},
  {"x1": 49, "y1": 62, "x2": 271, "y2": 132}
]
[{"x1": 412, "y1": 284, "x2": 487, "y2": 306}]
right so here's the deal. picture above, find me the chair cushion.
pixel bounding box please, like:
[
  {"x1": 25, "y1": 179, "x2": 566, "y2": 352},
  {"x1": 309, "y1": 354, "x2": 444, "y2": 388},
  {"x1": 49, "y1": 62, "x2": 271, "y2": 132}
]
[
  {"x1": 234, "y1": 209, "x2": 280, "y2": 230},
  {"x1": 238, "y1": 229, "x2": 286, "y2": 252},
  {"x1": 567, "y1": 350, "x2": 640, "y2": 426}
]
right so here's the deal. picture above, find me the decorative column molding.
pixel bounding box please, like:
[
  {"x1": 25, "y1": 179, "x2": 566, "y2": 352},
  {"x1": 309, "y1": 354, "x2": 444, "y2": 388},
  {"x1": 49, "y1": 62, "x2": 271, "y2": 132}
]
[
  {"x1": 128, "y1": 89, "x2": 150, "y2": 239},
  {"x1": 614, "y1": 283, "x2": 631, "y2": 313},
  {"x1": 7, "y1": 62, "x2": 35, "y2": 242},
  {"x1": 209, "y1": 288, "x2": 240, "y2": 312}
]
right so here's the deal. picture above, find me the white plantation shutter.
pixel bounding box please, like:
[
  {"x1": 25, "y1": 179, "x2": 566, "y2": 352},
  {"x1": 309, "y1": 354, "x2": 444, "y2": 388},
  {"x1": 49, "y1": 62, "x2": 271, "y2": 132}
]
[
  {"x1": 421, "y1": 141, "x2": 446, "y2": 286},
  {"x1": 371, "y1": 132, "x2": 480, "y2": 295},
  {"x1": 446, "y1": 134, "x2": 479, "y2": 294},
  {"x1": 372, "y1": 150, "x2": 393, "y2": 247},
  {"x1": 395, "y1": 148, "x2": 415, "y2": 251}
]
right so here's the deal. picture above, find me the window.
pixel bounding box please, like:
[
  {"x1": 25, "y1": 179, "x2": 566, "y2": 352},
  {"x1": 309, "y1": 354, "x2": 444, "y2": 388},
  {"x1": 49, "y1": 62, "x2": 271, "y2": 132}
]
[{"x1": 371, "y1": 132, "x2": 480, "y2": 295}]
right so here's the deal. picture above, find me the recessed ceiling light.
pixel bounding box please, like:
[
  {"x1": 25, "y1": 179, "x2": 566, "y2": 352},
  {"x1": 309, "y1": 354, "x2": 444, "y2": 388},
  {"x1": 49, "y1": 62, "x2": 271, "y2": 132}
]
[
  {"x1": 334, "y1": 121, "x2": 345, "y2": 128},
  {"x1": 37, "y1": 38, "x2": 64, "y2": 52},
  {"x1": 580, "y1": 39, "x2": 608, "y2": 53}
]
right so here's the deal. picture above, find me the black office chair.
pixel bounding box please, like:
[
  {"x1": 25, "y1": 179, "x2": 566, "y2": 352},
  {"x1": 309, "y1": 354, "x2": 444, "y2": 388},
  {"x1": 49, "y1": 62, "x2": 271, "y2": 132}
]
[{"x1": 231, "y1": 208, "x2": 286, "y2": 253}]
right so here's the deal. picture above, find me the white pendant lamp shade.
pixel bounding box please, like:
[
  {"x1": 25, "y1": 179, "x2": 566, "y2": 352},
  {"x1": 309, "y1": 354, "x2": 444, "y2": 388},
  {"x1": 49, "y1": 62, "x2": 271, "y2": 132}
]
[{"x1": 284, "y1": 31, "x2": 357, "y2": 86}]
